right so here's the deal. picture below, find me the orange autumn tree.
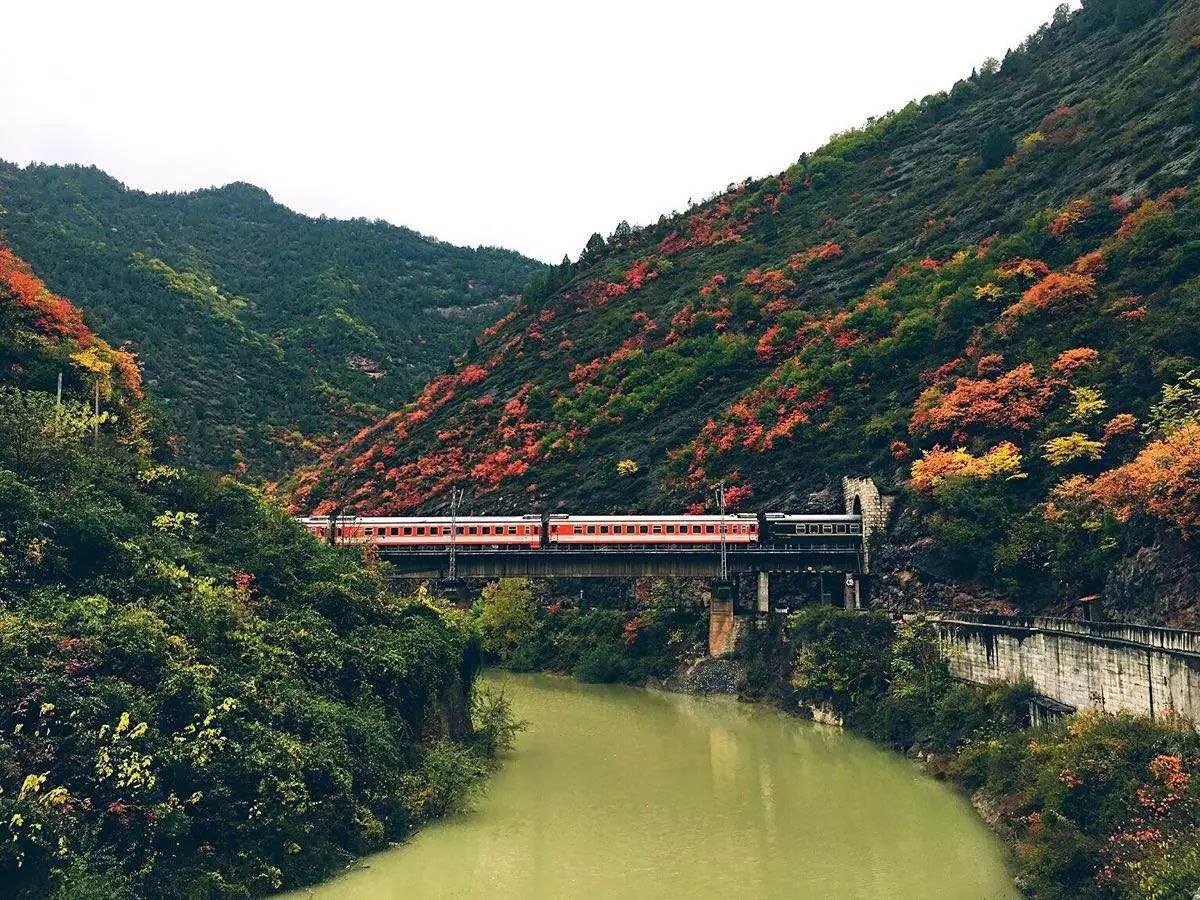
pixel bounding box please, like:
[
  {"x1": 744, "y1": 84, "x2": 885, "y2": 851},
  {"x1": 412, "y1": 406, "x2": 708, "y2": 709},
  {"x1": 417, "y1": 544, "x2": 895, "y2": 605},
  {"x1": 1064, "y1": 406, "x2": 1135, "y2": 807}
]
[
  {"x1": 1002, "y1": 271, "x2": 1096, "y2": 323},
  {"x1": 1078, "y1": 423, "x2": 1200, "y2": 534}
]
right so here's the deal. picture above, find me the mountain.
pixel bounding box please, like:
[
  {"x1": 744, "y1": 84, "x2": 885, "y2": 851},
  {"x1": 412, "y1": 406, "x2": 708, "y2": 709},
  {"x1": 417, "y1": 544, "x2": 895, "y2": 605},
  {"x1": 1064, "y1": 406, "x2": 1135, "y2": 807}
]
[
  {"x1": 293, "y1": 0, "x2": 1200, "y2": 622},
  {"x1": 0, "y1": 163, "x2": 545, "y2": 476}
]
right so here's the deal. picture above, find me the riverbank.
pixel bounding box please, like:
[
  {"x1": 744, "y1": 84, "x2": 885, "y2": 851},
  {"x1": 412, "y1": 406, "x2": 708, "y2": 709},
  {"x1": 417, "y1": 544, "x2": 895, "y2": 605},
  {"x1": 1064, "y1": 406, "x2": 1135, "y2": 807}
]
[{"x1": 473, "y1": 581, "x2": 1200, "y2": 898}]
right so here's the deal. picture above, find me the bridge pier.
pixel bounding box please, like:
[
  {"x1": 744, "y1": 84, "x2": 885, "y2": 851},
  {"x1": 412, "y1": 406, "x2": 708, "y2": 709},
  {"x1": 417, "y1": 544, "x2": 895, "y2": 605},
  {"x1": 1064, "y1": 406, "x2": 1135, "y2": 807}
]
[
  {"x1": 756, "y1": 571, "x2": 770, "y2": 622},
  {"x1": 843, "y1": 573, "x2": 860, "y2": 610},
  {"x1": 708, "y1": 594, "x2": 736, "y2": 657}
]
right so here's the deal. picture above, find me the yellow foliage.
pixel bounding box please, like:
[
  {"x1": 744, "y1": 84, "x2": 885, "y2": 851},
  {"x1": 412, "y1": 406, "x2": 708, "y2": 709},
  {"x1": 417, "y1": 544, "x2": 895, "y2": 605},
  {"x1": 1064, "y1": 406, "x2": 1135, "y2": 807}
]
[
  {"x1": 70, "y1": 346, "x2": 112, "y2": 375},
  {"x1": 1043, "y1": 433, "x2": 1104, "y2": 467},
  {"x1": 1068, "y1": 386, "x2": 1107, "y2": 423},
  {"x1": 974, "y1": 282, "x2": 1003, "y2": 300},
  {"x1": 1019, "y1": 131, "x2": 1046, "y2": 153},
  {"x1": 909, "y1": 442, "x2": 1025, "y2": 492},
  {"x1": 616, "y1": 458, "x2": 639, "y2": 476}
]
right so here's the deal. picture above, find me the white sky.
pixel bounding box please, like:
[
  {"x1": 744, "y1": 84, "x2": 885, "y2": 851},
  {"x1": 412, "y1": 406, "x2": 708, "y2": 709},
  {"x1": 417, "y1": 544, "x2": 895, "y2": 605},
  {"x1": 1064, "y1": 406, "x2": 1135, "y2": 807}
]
[{"x1": 2, "y1": 1, "x2": 1074, "y2": 263}]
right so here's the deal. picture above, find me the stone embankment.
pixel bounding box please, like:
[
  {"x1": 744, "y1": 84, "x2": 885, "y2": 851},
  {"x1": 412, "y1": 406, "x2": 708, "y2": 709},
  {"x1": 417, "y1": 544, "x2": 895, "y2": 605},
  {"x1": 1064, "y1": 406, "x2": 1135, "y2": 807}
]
[{"x1": 933, "y1": 614, "x2": 1200, "y2": 722}]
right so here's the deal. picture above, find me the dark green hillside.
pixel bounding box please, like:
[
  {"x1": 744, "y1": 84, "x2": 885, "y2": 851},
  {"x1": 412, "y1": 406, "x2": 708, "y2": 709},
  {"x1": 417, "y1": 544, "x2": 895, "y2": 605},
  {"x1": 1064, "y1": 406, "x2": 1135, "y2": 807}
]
[
  {"x1": 0, "y1": 163, "x2": 544, "y2": 476},
  {"x1": 296, "y1": 0, "x2": 1200, "y2": 622}
]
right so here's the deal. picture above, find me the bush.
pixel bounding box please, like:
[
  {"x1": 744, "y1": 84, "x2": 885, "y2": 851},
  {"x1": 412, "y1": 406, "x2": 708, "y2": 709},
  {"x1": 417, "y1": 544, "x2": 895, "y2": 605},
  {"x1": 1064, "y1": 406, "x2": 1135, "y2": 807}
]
[
  {"x1": 0, "y1": 386, "x2": 490, "y2": 898},
  {"x1": 572, "y1": 647, "x2": 628, "y2": 683}
]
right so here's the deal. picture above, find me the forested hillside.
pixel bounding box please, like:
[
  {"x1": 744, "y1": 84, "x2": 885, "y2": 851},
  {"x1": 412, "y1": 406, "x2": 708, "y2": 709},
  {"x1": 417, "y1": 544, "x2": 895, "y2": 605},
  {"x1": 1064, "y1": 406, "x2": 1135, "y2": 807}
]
[
  {"x1": 0, "y1": 244, "x2": 507, "y2": 897},
  {"x1": 295, "y1": 0, "x2": 1200, "y2": 622},
  {"x1": 0, "y1": 164, "x2": 544, "y2": 476}
]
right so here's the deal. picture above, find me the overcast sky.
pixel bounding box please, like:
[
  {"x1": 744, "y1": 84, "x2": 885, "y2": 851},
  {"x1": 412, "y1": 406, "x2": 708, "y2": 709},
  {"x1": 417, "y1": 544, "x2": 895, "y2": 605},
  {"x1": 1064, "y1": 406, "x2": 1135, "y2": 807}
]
[{"x1": 3, "y1": 1, "x2": 1074, "y2": 262}]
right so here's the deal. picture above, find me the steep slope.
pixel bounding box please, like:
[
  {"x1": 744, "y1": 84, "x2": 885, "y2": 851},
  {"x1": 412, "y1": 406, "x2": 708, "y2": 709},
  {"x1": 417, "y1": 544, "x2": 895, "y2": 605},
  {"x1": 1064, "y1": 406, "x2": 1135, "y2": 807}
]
[
  {"x1": 0, "y1": 163, "x2": 544, "y2": 476},
  {"x1": 296, "y1": 0, "x2": 1200, "y2": 622}
]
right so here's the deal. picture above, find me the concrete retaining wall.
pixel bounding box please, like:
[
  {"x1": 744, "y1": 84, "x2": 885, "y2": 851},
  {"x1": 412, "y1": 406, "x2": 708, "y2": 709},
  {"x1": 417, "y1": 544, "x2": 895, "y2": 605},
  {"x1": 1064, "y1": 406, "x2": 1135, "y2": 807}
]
[{"x1": 933, "y1": 614, "x2": 1200, "y2": 722}]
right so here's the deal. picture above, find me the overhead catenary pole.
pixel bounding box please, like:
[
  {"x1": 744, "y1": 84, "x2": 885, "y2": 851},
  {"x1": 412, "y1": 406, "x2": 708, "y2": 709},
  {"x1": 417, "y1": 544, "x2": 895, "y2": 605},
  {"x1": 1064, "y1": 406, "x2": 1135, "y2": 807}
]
[
  {"x1": 55, "y1": 371, "x2": 63, "y2": 437},
  {"x1": 716, "y1": 481, "x2": 728, "y2": 582},
  {"x1": 448, "y1": 486, "x2": 465, "y2": 580}
]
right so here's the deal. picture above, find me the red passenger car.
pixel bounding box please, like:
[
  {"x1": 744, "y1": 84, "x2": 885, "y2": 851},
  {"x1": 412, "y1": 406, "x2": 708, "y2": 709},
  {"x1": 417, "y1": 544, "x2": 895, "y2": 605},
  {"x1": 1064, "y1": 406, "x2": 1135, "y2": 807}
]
[
  {"x1": 546, "y1": 514, "x2": 758, "y2": 546},
  {"x1": 298, "y1": 515, "x2": 542, "y2": 548}
]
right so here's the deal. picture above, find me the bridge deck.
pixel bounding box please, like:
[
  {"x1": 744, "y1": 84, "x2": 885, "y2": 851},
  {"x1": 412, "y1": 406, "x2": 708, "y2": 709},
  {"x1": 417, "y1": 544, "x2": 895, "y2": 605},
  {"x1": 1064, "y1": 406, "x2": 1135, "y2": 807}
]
[{"x1": 376, "y1": 545, "x2": 863, "y2": 578}]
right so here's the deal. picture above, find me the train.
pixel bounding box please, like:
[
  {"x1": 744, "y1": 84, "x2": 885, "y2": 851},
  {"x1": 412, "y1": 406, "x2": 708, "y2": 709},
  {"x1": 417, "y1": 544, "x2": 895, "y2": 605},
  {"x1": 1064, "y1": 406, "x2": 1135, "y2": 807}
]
[{"x1": 297, "y1": 511, "x2": 862, "y2": 550}]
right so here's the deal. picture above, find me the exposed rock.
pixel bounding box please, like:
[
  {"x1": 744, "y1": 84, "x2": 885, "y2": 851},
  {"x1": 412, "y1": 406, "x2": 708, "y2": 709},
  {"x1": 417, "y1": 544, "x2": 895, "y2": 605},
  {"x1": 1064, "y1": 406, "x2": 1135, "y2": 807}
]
[{"x1": 661, "y1": 654, "x2": 744, "y2": 694}]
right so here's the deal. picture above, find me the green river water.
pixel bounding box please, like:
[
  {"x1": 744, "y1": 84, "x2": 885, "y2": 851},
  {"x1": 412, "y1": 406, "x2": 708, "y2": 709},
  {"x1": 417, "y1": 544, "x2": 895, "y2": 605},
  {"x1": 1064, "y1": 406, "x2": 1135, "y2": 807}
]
[{"x1": 288, "y1": 671, "x2": 1017, "y2": 899}]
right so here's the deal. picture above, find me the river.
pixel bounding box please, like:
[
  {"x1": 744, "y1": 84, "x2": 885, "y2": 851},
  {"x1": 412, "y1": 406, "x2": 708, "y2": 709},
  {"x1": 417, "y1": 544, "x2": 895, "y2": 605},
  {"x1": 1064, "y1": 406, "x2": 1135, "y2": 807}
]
[{"x1": 287, "y1": 671, "x2": 1017, "y2": 899}]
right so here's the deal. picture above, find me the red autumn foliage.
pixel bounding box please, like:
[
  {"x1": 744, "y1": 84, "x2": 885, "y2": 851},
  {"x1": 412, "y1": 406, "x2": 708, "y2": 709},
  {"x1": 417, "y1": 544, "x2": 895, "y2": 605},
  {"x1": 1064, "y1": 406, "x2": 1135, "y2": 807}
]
[
  {"x1": 743, "y1": 267, "x2": 795, "y2": 296},
  {"x1": 1116, "y1": 187, "x2": 1187, "y2": 239},
  {"x1": 1038, "y1": 105, "x2": 1082, "y2": 145},
  {"x1": 698, "y1": 273, "x2": 727, "y2": 297},
  {"x1": 1069, "y1": 250, "x2": 1107, "y2": 276},
  {"x1": 911, "y1": 364, "x2": 1050, "y2": 435},
  {"x1": 698, "y1": 378, "x2": 830, "y2": 457},
  {"x1": 1048, "y1": 347, "x2": 1100, "y2": 378},
  {"x1": 624, "y1": 258, "x2": 656, "y2": 289},
  {"x1": 658, "y1": 198, "x2": 749, "y2": 254},
  {"x1": 912, "y1": 348, "x2": 1098, "y2": 436},
  {"x1": 722, "y1": 482, "x2": 753, "y2": 510},
  {"x1": 1002, "y1": 272, "x2": 1096, "y2": 322},
  {"x1": 787, "y1": 241, "x2": 843, "y2": 271},
  {"x1": 0, "y1": 242, "x2": 143, "y2": 398},
  {"x1": 578, "y1": 278, "x2": 629, "y2": 308},
  {"x1": 976, "y1": 354, "x2": 1006, "y2": 376},
  {"x1": 1102, "y1": 413, "x2": 1138, "y2": 442}
]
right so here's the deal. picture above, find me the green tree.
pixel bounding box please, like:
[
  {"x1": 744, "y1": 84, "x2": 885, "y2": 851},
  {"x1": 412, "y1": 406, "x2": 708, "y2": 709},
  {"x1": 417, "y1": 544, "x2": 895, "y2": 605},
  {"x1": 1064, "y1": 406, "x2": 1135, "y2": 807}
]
[
  {"x1": 980, "y1": 125, "x2": 1015, "y2": 169},
  {"x1": 477, "y1": 578, "x2": 537, "y2": 658}
]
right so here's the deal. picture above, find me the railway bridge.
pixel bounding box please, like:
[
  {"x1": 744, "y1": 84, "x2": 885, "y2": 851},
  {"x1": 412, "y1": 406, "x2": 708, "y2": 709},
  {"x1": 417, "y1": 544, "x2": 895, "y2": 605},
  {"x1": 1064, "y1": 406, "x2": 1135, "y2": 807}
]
[
  {"x1": 380, "y1": 545, "x2": 865, "y2": 656},
  {"x1": 363, "y1": 478, "x2": 895, "y2": 655}
]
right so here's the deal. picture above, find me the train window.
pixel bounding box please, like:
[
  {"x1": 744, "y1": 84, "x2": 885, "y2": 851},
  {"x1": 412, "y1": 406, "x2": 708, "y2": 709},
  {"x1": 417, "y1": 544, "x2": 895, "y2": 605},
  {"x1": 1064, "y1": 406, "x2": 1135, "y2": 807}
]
[
  {"x1": 573, "y1": 525, "x2": 583, "y2": 535},
  {"x1": 467, "y1": 526, "x2": 477, "y2": 535},
  {"x1": 823, "y1": 524, "x2": 833, "y2": 534},
  {"x1": 456, "y1": 526, "x2": 464, "y2": 535},
  {"x1": 612, "y1": 525, "x2": 622, "y2": 534},
  {"x1": 586, "y1": 525, "x2": 596, "y2": 534},
  {"x1": 364, "y1": 527, "x2": 373, "y2": 536},
  {"x1": 750, "y1": 524, "x2": 758, "y2": 533},
  {"x1": 836, "y1": 524, "x2": 847, "y2": 534},
  {"x1": 640, "y1": 524, "x2": 649, "y2": 534},
  {"x1": 508, "y1": 526, "x2": 517, "y2": 535},
  {"x1": 389, "y1": 527, "x2": 398, "y2": 536},
  {"x1": 600, "y1": 525, "x2": 609, "y2": 534},
  {"x1": 706, "y1": 525, "x2": 715, "y2": 534},
  {"x1": 665, "y1": 524, "x2": 675, "y2": 534},
  {"x1": 653, "y1": 525, "x2": 662, "y2": 534}
]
